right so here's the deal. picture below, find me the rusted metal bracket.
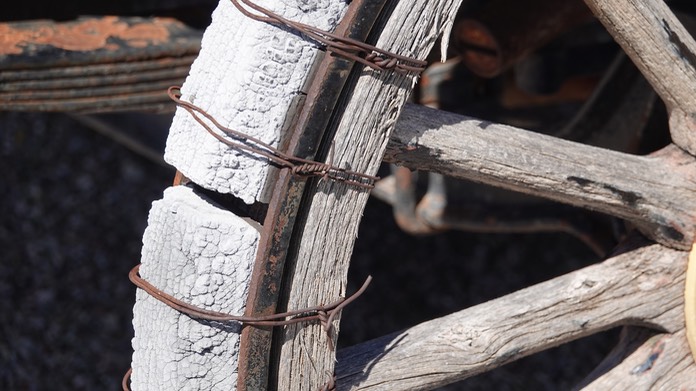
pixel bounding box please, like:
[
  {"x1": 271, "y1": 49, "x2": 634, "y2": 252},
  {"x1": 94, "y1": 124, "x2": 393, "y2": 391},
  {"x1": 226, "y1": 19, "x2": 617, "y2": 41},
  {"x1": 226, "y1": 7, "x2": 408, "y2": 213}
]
[
  {"x1": 236, "y1": 1, "x2": 390, "y2": 389},
  {"x1": 0, "y1": 16, "x2": 201, "y2": 113}
]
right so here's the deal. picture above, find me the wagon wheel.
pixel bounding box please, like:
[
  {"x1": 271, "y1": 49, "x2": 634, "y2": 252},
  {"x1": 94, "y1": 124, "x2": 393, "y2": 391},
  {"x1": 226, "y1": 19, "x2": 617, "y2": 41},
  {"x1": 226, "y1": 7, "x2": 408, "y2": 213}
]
[{"x1": 126, "y1": 0, "x2": 696, "y2": 390}]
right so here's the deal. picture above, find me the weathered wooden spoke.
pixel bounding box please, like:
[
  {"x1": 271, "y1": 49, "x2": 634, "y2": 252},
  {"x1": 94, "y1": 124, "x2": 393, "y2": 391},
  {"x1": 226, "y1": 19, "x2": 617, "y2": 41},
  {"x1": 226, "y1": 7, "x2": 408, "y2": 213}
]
[
  {"x1": 582, "y1": 0, "x2": 696, "y2": 155},
  {"x1": 387, "y1": 103, "x2": 696, "y2": 250},
  {"x1": 335, "y1": 238, "x2": 692, "y2": 390}
]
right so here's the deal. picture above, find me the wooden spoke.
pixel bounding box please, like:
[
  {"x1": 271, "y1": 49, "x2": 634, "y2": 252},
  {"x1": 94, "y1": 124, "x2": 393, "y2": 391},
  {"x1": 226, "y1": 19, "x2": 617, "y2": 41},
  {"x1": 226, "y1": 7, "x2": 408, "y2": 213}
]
[
  {"x1": 335, "y1": 239, "x2": 686, "y2": 390},
  {"x1": 582, "y1": 0, "x2": 696, "y2": 155},
  {"x1": 386, "y1": 103, "x2": 696, "y2": 250}
]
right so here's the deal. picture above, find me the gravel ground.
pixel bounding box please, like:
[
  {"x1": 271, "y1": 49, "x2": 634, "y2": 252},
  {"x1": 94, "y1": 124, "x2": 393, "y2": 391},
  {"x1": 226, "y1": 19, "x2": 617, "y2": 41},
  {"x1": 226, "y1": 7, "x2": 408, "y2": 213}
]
[
  {"x1": 1, "y1": 112, "x2": 172, "y2": 390},
  {"x1": 1, "y1": 111, "x2": 616, "y2": 390}
]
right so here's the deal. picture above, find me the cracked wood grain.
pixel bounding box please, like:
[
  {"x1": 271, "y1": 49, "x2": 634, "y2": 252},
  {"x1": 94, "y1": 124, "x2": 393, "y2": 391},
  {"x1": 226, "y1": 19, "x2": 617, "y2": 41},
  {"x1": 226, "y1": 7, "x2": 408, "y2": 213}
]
[
  {"x1": 386, "y1": 103, "x2": 696, "y2": 250},
  {"x1": 582, "y1": 0, "x2": 696, "y2": 155},
  {"x1": 274, "y1": 0, "x2": 464, "y2": 389},
  {"x1": 164, "y1": 0, "x2": 348, "y2": 204},
  {"x1": 131, "y1": 186, "x2": 260, "y2": 390},
  {"x1": 335, "y1": 241, "x2": 688, "y2": 390}
]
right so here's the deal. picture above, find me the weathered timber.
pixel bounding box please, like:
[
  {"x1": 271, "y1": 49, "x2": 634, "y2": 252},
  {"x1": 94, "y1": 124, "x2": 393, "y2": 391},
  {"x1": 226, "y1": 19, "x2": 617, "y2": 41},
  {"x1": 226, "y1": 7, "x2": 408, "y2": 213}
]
[
  {"x1": 135, "y1": 1, "x2": 350, "y2": 390},
  {"x1": 274, "y1": 0, "x2": 464, "y2": 389},
  {"x1": 237, "y1": 2, "x2": 390, "y2": 389},
  {"x1": 164, "y1": 0, "x2": 348, "y2": 204},
  {"x1": 131, "y1": 185, "x2": 259, "y2": 390},
  {"x1": 0, "y1": 17, "x2": 200, "y2": 113},
  {"x1": 582, "y1": 0, "x2": 696, "y2": 155},
  {"x1": 334, "y1": 240, "x2": 688, "y2": 390},
  {"x1": 577, "y1": 328, "x2": 696, "y2": 390},
  {"x1": 385, "y1": 103, "x2": 696, "y2": 250}
]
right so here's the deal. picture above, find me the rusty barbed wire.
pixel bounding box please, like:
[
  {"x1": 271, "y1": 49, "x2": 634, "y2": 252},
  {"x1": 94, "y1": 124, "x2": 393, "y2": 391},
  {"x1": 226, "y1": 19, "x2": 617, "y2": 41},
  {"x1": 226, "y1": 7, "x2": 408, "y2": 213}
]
[
  {"x1": 122, "y1": 368, "x2": 132, "y2": 391},
  {"x1": 230, "y1": 0, "x2": 427, "y2": 75},
  {"x1": 123, "y1": 263, "x2": 370, "y2": 390},
  {"x1": 168, "y1": 87, "x2": 379, "y2": 189},
  {"x1": 129, "y1": 263, "x2": 371, "y2": 330},
  {"x1": 319, "y1": 374, "x2": 337, "y2": 391}
]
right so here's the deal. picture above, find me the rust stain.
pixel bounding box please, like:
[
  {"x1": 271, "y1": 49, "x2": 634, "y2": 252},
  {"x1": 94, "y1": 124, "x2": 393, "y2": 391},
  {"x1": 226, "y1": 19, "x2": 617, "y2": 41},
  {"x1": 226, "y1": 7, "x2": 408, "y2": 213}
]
[{"x1": 0, "y1": 16, "x2": 173, "y2": 55}]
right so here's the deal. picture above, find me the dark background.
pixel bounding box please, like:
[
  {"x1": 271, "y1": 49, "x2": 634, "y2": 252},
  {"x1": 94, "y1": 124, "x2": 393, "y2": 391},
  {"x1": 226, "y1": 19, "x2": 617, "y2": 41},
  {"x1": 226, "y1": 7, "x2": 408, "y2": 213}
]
[{"x1": 1, "y1": 110, "x2": 614, "y2": 390}]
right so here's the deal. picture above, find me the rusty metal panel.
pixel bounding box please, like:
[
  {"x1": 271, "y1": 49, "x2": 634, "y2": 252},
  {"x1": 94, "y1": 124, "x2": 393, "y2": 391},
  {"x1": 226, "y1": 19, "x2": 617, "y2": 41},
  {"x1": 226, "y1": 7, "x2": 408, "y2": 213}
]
[{"x1": 0, "y1": 16, "x2": 201, "y2": 113}]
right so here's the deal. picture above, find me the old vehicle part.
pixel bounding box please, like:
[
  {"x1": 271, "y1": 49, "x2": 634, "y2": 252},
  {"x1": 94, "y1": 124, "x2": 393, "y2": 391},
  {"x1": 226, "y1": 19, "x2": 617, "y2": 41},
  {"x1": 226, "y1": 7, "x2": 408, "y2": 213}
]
[
  {"x1": 116, "y1": 0, "x2": 696, "y2": 389},
  {"x1": 0, "y1": 17, "x2": 201, "y2": 113}
]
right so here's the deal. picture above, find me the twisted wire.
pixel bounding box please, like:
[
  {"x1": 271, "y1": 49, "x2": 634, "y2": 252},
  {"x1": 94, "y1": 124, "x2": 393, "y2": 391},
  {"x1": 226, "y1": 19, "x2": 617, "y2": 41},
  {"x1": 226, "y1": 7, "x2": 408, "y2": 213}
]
[
  {"x1": 169, "y1": 87, "x2": 379, "y2": 189},
  {"x1": 229, "y1": 0, "x2": 427, "y2": 74}
]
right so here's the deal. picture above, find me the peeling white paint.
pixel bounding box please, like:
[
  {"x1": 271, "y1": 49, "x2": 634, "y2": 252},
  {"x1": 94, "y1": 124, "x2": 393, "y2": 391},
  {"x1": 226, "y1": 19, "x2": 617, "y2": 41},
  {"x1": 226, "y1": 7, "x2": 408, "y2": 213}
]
[
  {"x1": 131, "y1": 186, "x2": 259, "y2": 390},
  {"x1": 164, "y1": 0, "x2": 348, "y2": 204}
]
